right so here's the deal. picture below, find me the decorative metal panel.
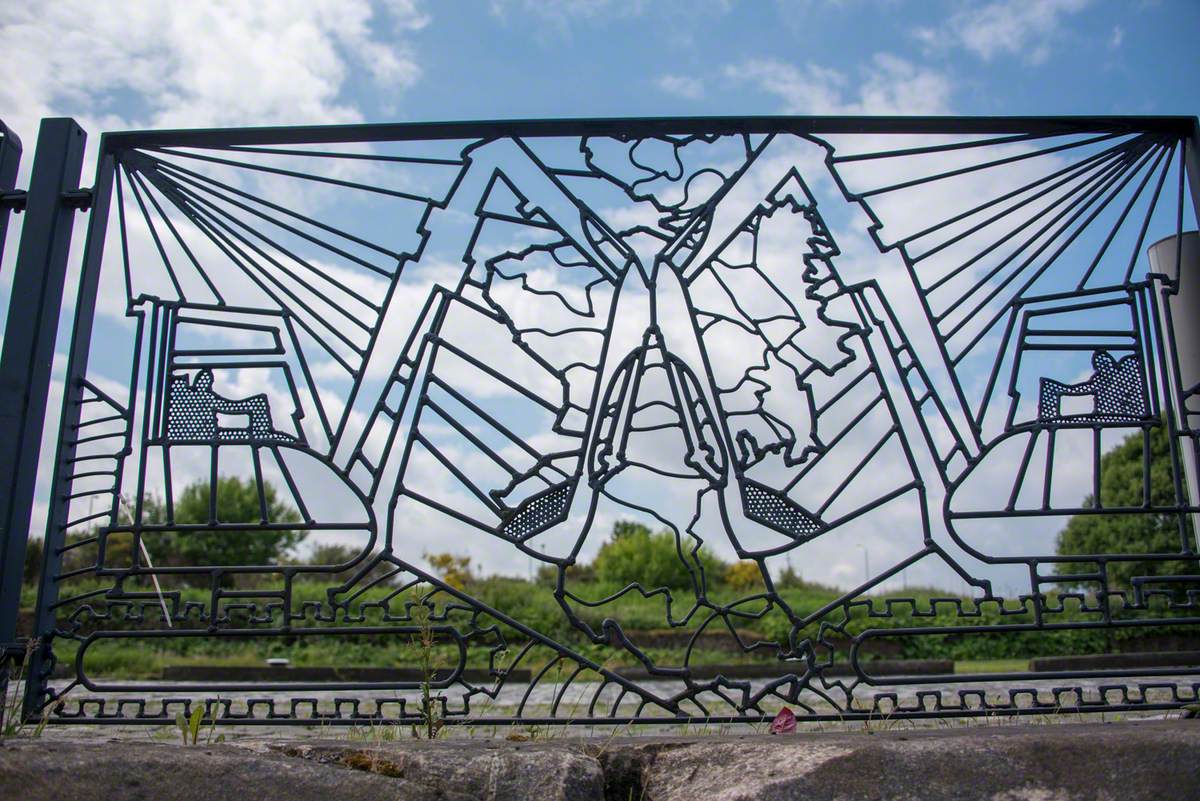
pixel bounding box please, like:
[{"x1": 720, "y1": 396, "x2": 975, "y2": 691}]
[{"x1": 24, "y1": 117, "x2": 1200, "y2": 726}]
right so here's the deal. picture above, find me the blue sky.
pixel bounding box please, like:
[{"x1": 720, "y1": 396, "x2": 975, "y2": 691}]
[
  {"x1": 0, "y1": 0, "x2": 1197, "y2": 592},
  {"x1": 1, "y1": 0, "x2": 1197, "y2": 151},
  {"x1": 404, "y1": 1, "x2": 1199, "y2": 121}
]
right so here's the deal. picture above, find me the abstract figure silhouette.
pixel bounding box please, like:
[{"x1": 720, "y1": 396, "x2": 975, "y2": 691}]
[{"x1": 1038, "y1": 351, "x2": 1147, "y2": 423}]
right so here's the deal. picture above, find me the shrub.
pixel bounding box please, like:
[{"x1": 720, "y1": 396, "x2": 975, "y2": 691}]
[
  {"x1": 592, "y1": 521, "x2": 727, "y2": 591},
  {"x1": 724, "y1": 560, "x2": 763, "y2": 591},
  {"x1": 425, "y1": 552, "x2": 474, "y2": 590},
  {"x1": 535, "y1": 560, "x2": 595, "y2": 586}
]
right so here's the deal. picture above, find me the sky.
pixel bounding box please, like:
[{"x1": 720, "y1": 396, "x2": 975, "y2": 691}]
[
  {"x1": 0, "y1": 0, "x2": 1197, "y2": 147},
  {"x1": 0, "y1": 0, "x2": 1198, "y2": 595}
]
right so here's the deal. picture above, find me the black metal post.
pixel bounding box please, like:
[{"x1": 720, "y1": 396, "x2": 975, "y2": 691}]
[
  {"x1": 0, "y1": 119, "x2": 85, "y2": 715},
  {"x1": 22, "y1": 138, "x2": 114, "y2": 720},
  {"x1": 1185, "y1": 118, "x2": 1200, "y2": 226},
  {"x1": 0, "y1": 121, "x2": 22, "y2": 267}
]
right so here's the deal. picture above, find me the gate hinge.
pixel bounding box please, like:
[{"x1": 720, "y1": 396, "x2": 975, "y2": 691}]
[
  {"x1": 0, "y1": 189, "x2": 26, "y2": 213},
  {"x1": 0, "y1": 188, "x2": 93, "y2": 212},
  {"x1": 61, "y1": 187, "x2": 93, "y2": 211}
]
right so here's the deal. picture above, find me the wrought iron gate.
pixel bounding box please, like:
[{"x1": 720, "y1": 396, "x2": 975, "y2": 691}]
[{"x1": 2, "y1": 115, "x2": 1199, "y2": 727}]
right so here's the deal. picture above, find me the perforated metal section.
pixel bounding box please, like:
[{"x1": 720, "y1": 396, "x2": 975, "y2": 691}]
[
  {"x1": 499, "y1": 481, "x2": 572, "y2": 541},
  {"x1": 166, "y1": 369, "x2": 293, "y2": 442},
  {"x1": 741, "y1": 479, "x2": 822, "y2": 539},
  {"x1": 1038, "y1": 351, "x2": 1148, "y2": 423}
]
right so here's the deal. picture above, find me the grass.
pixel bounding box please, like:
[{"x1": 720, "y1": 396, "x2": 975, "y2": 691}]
[
  {"x1": 54, "y1": 639, "x2": 1056, "y2": 681},
  {"x1": 3, "y1": 639, "x2": 49, "y2": 737},
  {"x1": 954, "y1": 659, "x2": 1030, "y2": 674},
  {"x1": 22, "y1": 574, "x2": 1196, "y2": 679}
]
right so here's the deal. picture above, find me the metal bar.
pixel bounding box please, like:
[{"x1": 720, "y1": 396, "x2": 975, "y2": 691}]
[
  {"x1": 27, "y1": 697, "x2": 1200, "y2": 727},
  {"x1": 22, "y1": 128, "x2": 116, "y2": 719},
  {"x1": 1185, "y1": 117, "x2": 1200, "y2": 228},
  {"x1": 0, "y1": 120, "x2": 23, "y2": 269},
  {"x1": 103, "y1": 115, "x2": 1198, "y2": 149},
  {"x1": 0, "y1": 120, "x2": 85, "y2": 734},
  {"x1": 0, "y1": 120, "x2": 86, "y2": 665}
]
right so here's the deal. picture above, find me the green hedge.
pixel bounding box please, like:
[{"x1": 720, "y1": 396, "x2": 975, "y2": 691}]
[{"x1": 22, "y1": 576, "x2": 1200, "y2": 667}]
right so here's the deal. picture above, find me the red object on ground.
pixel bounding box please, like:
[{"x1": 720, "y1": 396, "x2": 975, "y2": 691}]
[{"x1": 769, "y1": 707, "x2": 796, "y2": 734}]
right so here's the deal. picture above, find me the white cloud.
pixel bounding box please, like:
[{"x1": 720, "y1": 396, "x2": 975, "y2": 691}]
[
  {"x1": 2, "y1": 7, "x2": 1140, "y2": 598},
  {"x1": 916, "y1": 0, "x2": 1091, "y2": 65},
  {"x1": 3, "y1": 0, "x2": 431, "y2": 566},
  {"x1": 378, "y1": 0, "x2": 432, "y2": 30},
  {"x1": 0, "y1": 0, "x2": 428, "y2": 149},
  {"x1": 705, "y1": 67, "x2": 1119, "y2": 595},
  {"x1": 1109, "y1": 25, "x2": 1125, "y2": 49},
  {"x1": 656, "y1": 74, "x2": 705, "y2": 100},
  {"x1": 724, "y1": 53, "x2": 953, "y2": 115}
]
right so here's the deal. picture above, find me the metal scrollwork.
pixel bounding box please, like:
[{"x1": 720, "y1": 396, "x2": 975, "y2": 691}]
[{"x1": 18, "y1": 116, "x2": 1200, "y2": 727}]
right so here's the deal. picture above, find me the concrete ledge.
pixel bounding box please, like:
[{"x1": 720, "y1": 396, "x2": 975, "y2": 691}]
[
  {"x1": 613, "y1": 659, "x2": 955, "y2": 680},
  {"x1": 159, "y1": 665, "x2": 532, "y2": 683},
  {"x1": 1030, "y1": 650, "x2": 1200, "y2": 672},
  {"x1": 593, "y1": 722, "x2": 1200, "y2": 800},
  {"x1": 2, "y1": 720, "x2": 1197, "y2": 800}
]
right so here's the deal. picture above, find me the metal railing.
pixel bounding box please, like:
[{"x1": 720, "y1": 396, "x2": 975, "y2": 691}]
[{"x1": 1, "y1": 115, "x2": 1199, "y2": 728}]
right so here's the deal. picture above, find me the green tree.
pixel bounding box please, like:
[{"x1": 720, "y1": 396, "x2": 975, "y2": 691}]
[
  {"x1": 20, "y1": 479, "x2": 303, "y2": 589},
  {"x1": 592, "y1": 520, "x2": 728, "y2": 591},
  {"x1": 1055, "y1": 425, "x2": 1197, "y2": 590},
  {"x1": 154, "y1": 476, "x2": 305, "y2": 585}
]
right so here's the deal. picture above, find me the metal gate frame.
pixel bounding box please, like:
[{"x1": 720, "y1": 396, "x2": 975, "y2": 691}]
[{"x1": 2, "y1": 114, "x2": 1200, "y2": 727}]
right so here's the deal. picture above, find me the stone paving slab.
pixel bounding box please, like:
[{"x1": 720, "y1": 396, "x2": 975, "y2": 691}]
[{"x1": 1, "y1": 720, "x2": 1197, "y2": 800}]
